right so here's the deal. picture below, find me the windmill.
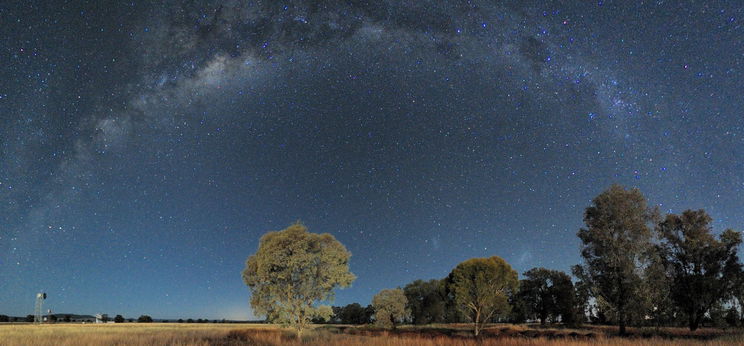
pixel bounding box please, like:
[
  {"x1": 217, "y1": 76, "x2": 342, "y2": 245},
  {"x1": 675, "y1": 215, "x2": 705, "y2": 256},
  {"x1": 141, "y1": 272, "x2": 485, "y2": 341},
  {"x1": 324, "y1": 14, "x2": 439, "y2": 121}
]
[{"x1": 34, "y1": 292, "x2": 46, "y2": 324}]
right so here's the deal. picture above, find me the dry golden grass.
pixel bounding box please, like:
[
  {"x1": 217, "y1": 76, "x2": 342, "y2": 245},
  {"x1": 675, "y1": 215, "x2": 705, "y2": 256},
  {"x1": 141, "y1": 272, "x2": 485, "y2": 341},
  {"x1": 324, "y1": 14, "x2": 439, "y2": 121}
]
[
  {"x1": 0, "y1": 323, "x2": 742, "y2": 346},
  {"x1": 0, "y1": 323, "x2": 266, "y2": 346}
]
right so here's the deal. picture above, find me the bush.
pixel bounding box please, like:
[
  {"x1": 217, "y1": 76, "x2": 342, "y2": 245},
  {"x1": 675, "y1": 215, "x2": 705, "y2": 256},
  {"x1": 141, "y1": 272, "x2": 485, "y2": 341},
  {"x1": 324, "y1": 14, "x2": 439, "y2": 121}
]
[{"x1": 137, "y1": 315, "x2": 153, "y2": 323}]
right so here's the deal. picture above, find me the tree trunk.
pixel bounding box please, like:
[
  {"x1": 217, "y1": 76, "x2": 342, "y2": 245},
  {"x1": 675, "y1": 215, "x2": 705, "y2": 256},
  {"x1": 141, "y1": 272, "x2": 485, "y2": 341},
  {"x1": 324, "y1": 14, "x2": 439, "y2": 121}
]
[
  {"x1": 473, "y1": 310, "x2": 480, "y2": 337},
  {"x1": 618, "y1": 311, "x2": 626, "y2": 336},
  {"x1": 689, "y1": 313, "x2": 700, "y2": 331}
]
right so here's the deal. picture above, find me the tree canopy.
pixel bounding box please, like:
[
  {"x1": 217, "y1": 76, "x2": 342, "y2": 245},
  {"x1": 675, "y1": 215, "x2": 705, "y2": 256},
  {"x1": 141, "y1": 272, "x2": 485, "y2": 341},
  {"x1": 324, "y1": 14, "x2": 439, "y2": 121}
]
[
  {"x1": 137, "y1": 315, "x2": 153, "y2": 323},
  {"x1": 448, "y1": 256, "x2": 518, "y2": 336},
  {"x1": 575, "y1": 184, "x2": 656, "y2": 335},
  {"x1": 657, "y1": 209, "x2": 742, "y2": 331},
  {"x1": 403, "y1": 279, "x2": 448, "y2": 325},
  {"x1": 519, "y1": 268, "x2": 575, "y2": 325},
  {"x1": 332, "y1": 303, "x2": 373, "y2": 324},
  {"x1": 372, "y1": 288, "x2": 410, "y2": 329},
  {"x1": 242, "y1": 222, "x2": 355, "y2": 336}
]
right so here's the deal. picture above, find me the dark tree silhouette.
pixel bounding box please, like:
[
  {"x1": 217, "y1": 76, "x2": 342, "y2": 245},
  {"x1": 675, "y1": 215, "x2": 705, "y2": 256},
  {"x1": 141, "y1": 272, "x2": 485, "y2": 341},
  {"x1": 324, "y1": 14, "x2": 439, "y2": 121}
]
[
  {"x1": 333, "y1": 303, "x2": 371, "y2": 324},
  {"x1": 657, "y1": 209, "x2": 742, "y2": 331},
  {"x1": 518, "y1": 268, "x2": 575, "y2": 325},
  {"x1": 404, "y1": 279, "x2": 448, "y2": 324},
  {"x1": 137, "y1": 315, "x2": 153, "y2": 323},
  {"x1": 576, "y1": 184, "x2": 656, "y2": 335}
]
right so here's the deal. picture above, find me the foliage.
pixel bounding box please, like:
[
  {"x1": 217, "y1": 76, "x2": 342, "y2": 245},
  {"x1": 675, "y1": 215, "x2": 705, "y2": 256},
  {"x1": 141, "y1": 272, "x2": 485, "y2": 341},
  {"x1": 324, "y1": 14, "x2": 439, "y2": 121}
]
[
  {"x1": 657, "y1": 209, "x2": 743, "y2": 331},
  {"x1": 518, "y1": 267, "x2": 575, "y2": 325},
  {"x1": 725, "y1": 307, "x2": 739, "y2": 327},
  {"x1": 642, "y1": 246, "x2": 676, "y2": 328},
  {"x1": 114, "y1": 314, "x2": 125, "y2": 323},
  {"x1": 403, "y1": 279, "x2": 448, "y2": 324},
  {"x1": 332, "y1": 303, "x2": 373, "y2": 324},
  {"x1": 571, "y1": 266, "x2": 592, "y2": 325},
  {"x1": 576, "y1": 184, "x2": 657, "y2": 335},
  {"x1": 0, "y1": 315, "x2": 8, "y2": 322},
  {"x1": 137, "y1": 315, "x2": 153, "y2": 323},
  {"x1": 242, "y1": 222, "x2": 355, "y2": 336},
  {"x1": 447, "y1": 256, "x2": 518, "y2": 336},
  {"x1": 372, "y1": 288, "x2": 410, "y2": 329}
]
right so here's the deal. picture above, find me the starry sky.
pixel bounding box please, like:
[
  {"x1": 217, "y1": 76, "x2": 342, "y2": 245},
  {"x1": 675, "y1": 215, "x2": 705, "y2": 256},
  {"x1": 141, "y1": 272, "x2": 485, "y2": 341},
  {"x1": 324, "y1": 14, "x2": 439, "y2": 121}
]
[{"x1": 2, "y1": 1, "x2": 744, "y2": 320}]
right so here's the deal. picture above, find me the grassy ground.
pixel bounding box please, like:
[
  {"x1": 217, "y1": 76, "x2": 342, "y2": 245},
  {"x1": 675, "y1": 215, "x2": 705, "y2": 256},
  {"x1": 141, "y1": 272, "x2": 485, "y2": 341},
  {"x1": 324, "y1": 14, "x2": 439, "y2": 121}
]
[{"x1": 1, "y1": 323, "x2": 742, "y2": 345}]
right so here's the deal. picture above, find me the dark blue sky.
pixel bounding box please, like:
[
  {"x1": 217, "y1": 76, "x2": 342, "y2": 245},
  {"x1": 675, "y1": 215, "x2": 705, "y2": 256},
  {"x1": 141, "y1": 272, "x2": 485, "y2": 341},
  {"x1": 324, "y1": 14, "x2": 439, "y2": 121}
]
[{"x1": 2, "y1": 1, "x2": 743, "y2": 320}]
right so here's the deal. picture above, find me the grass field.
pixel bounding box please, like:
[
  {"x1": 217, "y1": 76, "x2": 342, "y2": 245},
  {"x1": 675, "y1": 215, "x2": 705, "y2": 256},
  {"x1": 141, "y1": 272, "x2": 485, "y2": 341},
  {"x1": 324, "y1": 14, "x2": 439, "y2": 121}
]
[{"x1": 1, "y1": 323, "x2": 743, "y2": 346}]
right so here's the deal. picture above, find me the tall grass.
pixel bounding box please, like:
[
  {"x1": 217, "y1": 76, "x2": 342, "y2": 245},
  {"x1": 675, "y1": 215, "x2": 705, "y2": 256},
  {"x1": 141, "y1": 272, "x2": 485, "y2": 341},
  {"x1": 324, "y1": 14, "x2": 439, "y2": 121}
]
[{"x1": 0, "y1": 323, "x2": 742, "y2": 346}]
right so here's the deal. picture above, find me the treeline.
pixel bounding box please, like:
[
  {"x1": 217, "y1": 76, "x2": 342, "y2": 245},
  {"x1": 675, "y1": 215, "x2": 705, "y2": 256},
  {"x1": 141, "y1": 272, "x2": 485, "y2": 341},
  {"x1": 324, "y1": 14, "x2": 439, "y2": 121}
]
[
  {"x1": 320, "y1": 185, "x2": 744, "y2": 335},
  {"x1": 242, "y1": 185, "x2": 743, "y2": 337},
  {"x1": 0, "y1": 314, "x2": 228, "y2": 324}
]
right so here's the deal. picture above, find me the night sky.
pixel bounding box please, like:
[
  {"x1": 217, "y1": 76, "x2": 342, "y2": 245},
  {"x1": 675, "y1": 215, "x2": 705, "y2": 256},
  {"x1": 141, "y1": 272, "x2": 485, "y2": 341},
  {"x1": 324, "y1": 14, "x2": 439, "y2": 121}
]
[{"x1": 2, "y1": 1, "x2": 743, "y2": 320}]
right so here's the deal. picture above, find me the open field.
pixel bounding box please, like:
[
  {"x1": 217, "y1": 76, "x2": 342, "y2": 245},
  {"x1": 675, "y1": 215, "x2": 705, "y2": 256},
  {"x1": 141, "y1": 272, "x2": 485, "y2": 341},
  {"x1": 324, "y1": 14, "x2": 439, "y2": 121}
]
[{"x1": 1, "y1": 323, "x2": 743, "y2": 346}]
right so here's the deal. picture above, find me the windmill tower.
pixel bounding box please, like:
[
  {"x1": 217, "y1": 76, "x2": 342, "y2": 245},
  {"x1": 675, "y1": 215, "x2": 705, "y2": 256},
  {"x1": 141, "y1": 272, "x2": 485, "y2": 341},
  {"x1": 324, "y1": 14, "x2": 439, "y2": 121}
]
[{"x1": 34, "y1": 292, "x2": 46, "y2": 324}]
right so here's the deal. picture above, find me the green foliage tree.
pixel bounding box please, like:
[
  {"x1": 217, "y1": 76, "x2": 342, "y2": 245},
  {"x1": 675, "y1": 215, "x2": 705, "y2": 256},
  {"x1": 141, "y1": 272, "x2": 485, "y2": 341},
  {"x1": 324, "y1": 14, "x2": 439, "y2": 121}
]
[
  {"x1": 372, "y1": 288, "x2": 410, "y2": 329},
  {"x1": 448, "y1": 256, "x2": 518, "y2": 336},
  {"x1": 657, "y1": 209, "x2": 743, "y2": 331},
  {"x1": 737, "y1": 273, "x2": 744, "y2": 325},
  {"x1": 137, "y1": 315, "x2": 153, "y2": 323},
  {"x1": 403, "y1": 279, "x2": 448, "y2": 324},
  {"x1": 63, "y1": 315, "x2": 71, "y2": 322},
  {"x1": 114, "y1": 314, "x2": 125, "y2": 323},
  {"x1": 364, "y1": 305, "x2": 375, "y2": 324},
  {"x1": 333, "y1": 303, "x2": 371, "y2": 324},
  {"x1": 242, "y1": 222, "x2": 356, "y2": 337},
  {"x1": 25, "y1": 315, "x2": 34, "y2": 322},
  {"x1": 570, "y1": 266, "x2": 592, "y2": 325},
  {"x1": 576, "y1": 184, "x2": 656, "y2": 335},
  {"x1": 0, "y1": 315, "x2": 8, "y2": 322},
  {"x1": 518, "y1": 268, "x2": 575, "y2": 325},
  {"x1": 725, "y1": 307, "x2": 739, "y2": 328},
  {"x1": 508, "y1": 291, "x2": 528, "y2": 323},
  {"x1": 642, "y1": 246, "x2": 676, "y2": 329}
]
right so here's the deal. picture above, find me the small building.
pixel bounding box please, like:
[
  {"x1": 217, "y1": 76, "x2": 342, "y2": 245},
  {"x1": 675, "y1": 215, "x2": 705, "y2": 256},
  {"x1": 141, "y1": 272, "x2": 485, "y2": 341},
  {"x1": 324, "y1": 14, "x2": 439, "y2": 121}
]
[{"x1": 95, "y1": 314, "x2": 109, "y2": 323}]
